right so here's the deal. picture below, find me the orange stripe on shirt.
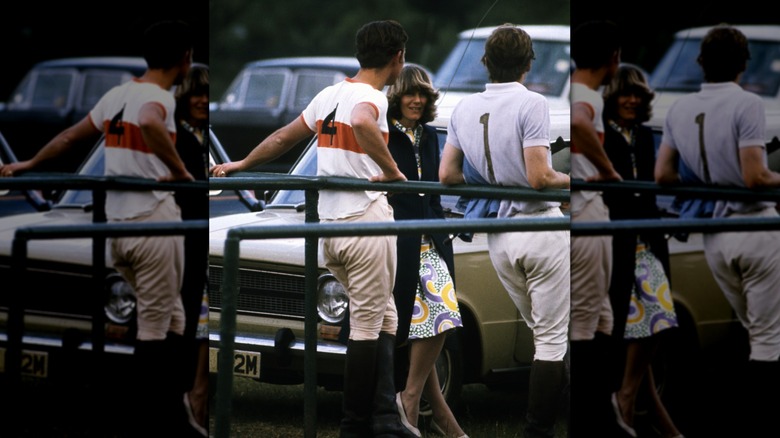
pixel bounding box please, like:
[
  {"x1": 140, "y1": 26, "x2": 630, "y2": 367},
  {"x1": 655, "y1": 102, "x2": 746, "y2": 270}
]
[
  {"x1": 314, "y1": 120, "x2": 390, "y2": 154},
  {"x1": 102, "y1": 121, "x2": 176, "y2": 153}
]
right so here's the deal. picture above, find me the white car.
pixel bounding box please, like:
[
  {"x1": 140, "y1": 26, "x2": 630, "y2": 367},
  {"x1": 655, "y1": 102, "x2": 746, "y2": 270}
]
[
  {"x1": 646, "y1": 24, "x2": 780, "y2": 165},
  {"x1": 433, "y1": 24, "x2": 571, "y2": 172}
]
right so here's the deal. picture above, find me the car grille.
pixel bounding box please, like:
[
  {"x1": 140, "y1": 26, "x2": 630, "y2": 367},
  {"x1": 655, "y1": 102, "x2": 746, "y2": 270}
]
[{"x1": 208, "y1": 266, "x2": 306, "y2": 319}]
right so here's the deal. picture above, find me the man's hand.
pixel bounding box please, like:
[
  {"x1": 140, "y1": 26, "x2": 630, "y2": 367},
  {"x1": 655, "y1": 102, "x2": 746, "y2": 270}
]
[
  {"x1": 209, "y1": 161, "x2": 242, "y2": 177},
  {"x1": 158, "y1": 169, "x2": 195, "y2": 183},
  {"x1": 0, "y1": 161, "x2": 34, "y2": 177},
  {"x1": 585, "y1": 168, "x2": 623, "y2": 183},
  {"x1": 369, "y1": 169, "x2": 407, "y2": 183}
]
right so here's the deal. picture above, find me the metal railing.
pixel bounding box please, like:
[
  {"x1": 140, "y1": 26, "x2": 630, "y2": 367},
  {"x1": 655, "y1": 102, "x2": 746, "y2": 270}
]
[
  {"x1": 570, "y1": 179, "x2": 780, "y2": 235},
  {"x1": 208, "y1": 173, "x2": 569, "y2": 438}
]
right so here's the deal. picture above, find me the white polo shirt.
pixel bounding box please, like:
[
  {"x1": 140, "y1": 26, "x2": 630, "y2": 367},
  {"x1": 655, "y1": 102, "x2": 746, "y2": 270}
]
[
  {"x1": 662, "y1": 82, "x2": 774, "y2": 217},
  {"x1": 570, "y1": 82, "x2": 605, "y2": 216},
  {"x1": 301, "y1": 78, "x2": 389, "y2": 220},
  {"x1": 446, "y1": 82, "x2": 558, "y2": 216},
  {"x1": 88, "y1": 79, "x2": 176, "y2": 220}
]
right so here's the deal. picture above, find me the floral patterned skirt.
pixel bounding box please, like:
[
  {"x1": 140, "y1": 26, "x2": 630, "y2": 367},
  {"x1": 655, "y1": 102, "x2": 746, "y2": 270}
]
[
  {"x1": 196, "y1": 286, "x2": 209, "y2": 340},
  {"x1": 408, "y1": 238, "x2": 463, "y2": 340},
  {"x1": 625, "y1": 242, "x2": 679, "y2": 339}
]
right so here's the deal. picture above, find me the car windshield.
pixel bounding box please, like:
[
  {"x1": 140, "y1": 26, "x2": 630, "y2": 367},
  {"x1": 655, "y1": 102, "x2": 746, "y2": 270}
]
[
  {"x1": 434, "y1": 38, "x2": 570, "y2": 98},
  {"x1": 54, "y1": 139, "x2": 106, "y2": 208},
  {"x1": 650, "y1": 38, "x2": 780, "y2": 97},
  {"x1": 79, "y1": 70, "x2": 137, "y2": 111},
  {"x1": 9, "y1": 68, "x2": 76, "y2": 110},
  {"x1": 269, "y1": 138, "x2": 318, "y2": 207},
  {"x1": 220, "y1": 68, "x2": 288, "y2": 109}
]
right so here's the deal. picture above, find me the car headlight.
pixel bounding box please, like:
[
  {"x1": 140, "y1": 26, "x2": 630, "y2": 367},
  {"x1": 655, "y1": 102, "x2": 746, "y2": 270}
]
[
  {"x1": 105, "y1": 273, "x2": 136, "y2": 324},
  {"x1": 317, "y1": 274, "x2": 348, "y2": 324}
]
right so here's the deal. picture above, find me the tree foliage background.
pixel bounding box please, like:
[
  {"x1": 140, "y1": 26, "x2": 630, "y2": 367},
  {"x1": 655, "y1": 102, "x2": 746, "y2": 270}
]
[
  {"x1": 0, "y1": 0, "x2": 208, "y2": 102},
  {"x1": 209, "y1": 0, "x2": 570, "y2": 98}
]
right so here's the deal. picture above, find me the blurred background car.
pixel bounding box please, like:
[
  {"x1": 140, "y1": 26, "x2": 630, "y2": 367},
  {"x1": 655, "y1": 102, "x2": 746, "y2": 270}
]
[
  {"x1": 433, "y1": 24, "x2": 571, "y2": 116},
  {"x1": 208, "y1": 57, "x2": 360, "y2": 173},
  {"x1": 0, "y1": 57, "x2": 147, "y2": 174},
  {"x1": 433, "y1": 24, "x2": 571, "y2": 174}
]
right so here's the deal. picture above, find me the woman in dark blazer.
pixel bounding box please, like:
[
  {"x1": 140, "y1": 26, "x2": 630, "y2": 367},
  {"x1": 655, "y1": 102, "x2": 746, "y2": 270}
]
[
  {"x1": 386, "y1": 65, "x2": 467, "y2": 438},
  {"x1": 602, "y1": 64, "x2": 683, "y2": 438}
]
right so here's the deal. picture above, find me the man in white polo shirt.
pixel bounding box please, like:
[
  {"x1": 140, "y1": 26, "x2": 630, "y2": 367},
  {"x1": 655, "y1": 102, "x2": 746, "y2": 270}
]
[
  {"x1": 655, "y1": 24, "x2": 780, "y2": 437},
  {"x1": 439, "y1": 24, "x2": 570, "y2": 438}
]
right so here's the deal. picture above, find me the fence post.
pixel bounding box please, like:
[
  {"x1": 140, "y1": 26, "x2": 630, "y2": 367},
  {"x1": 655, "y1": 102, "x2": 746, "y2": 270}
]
[
  {"x1": 215, "y1": 235, "x2": 240, "y2": 438},
  {"x1": 304, "y1": 189, "x2": 320, "y2": 438}
]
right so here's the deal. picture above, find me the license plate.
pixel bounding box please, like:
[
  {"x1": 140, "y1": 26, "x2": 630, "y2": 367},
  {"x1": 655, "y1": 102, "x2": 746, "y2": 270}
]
[
  {"x1": 209, "y1": 347, "x2": 260, "y2": 378},
  {"x1": 0, "y1": 348, "x2": 49, "y2": 378}
]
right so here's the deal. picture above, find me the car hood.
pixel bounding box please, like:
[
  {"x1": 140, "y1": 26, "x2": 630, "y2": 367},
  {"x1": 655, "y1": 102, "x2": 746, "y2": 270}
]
[
  {"x1": 0, "y1": 208, "x2": 109, "y2": 266},
  {"x1": 209, "y1": 207, "x2": 321, "y2": 267},
  {"x1": 209, "y1": 206, "x2": 492, "y2": 267}
]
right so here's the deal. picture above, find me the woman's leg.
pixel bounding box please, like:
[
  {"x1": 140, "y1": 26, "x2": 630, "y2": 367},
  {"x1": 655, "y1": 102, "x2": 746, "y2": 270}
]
[
  {"x1": 644, "y1": 365, "x2": 683, "y2": 438},
  {"x1": 422, "y1": 361, "x2": 466, "y2": 437},
  {"x1": 616, "y1": 337, "x2": 658, "y2": 427},
  {"x1": 400, "y1": 334, "x2": 446, "y2": 426},
  {"x1": 187, "y1": 340, "x2": 209, "y2": 430}
]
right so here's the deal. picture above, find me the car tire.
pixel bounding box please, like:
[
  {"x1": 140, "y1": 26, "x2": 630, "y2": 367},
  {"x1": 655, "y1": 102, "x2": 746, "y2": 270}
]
[{"x1": 418, "y1": 330, "x2": 464, "y2": 417}]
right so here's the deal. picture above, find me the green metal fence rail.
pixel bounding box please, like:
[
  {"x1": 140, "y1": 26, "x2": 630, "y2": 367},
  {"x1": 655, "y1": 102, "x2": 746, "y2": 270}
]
[
  {"x1": 209, "y1": 174, "x2": 569, "y2": 438},
  {"x1": 209, "y1": 171, "x2": 571, "y2": 202},
  {"x1": 570, "y1": 178, "x2": 780, "y2": 235}
]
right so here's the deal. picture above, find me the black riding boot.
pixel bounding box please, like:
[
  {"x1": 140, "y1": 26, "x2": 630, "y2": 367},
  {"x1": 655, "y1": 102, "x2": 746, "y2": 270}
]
[
  {"x1": 129, "y1": 332, "x2": 190, "y2": 437},
  {"x1": 340, "y1": 339, "x2": 378, "y2": 438},
  {"x1": 372, "y1": 332, "x2": 420, "y2": 437},
  {"x1": 569, "y1": 337, "x2": 615, "y2": 437},
  {"x1": 744, "y1": 359, "x2": 780, "y2": 437},
  {"x1": 524, "y1": 360, "x2": 566, "y2": 438}
]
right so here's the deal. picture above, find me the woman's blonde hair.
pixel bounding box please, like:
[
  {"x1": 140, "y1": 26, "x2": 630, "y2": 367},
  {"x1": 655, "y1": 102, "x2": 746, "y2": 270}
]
[
  {"x1": 386, "y1": 65, "x2": 439, "y2": 124},
  {"x1": 602, "y1": 64, "x2": 655, "y2": 123}
]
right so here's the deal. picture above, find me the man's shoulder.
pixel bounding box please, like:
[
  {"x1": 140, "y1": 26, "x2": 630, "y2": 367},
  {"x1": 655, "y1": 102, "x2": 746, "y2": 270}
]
[{"x1": 571, "y1": 82, "x2": 600, "y2": 102}]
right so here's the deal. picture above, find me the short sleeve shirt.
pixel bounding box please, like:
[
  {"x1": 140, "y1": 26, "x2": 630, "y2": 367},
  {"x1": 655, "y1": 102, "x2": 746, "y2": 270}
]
[
  {"x1": 301, "y1": 78, "x2": 389, "y2": 220},
  {"x1": 446, "y1": 82, "x2": 558, "y2": 216},
  {"x1": 89, "y1": 79, "x2": 177, "y2": 220},
  {"x1": 662, "y1": 82, "x2": 773, "y2": 217},
  {"x1": 570, "y1": 82, "x2": 604, "y2": 215}
]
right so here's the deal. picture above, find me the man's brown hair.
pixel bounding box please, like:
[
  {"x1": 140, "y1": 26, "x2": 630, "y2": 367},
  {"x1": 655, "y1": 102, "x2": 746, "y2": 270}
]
[
  {"x1": 698, "y1": 24, "x2": 751, "y2": 83},
  {"x1": 355, "y1": 20, "x2": 408, "y2": 69},
  {"x1": 482, "y1": 24, "x2": 535, "y2": 83}
]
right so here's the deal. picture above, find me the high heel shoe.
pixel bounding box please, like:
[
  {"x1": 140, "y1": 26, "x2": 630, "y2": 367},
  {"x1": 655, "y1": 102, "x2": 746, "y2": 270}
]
[
  {"x1": 610, "y1": 392, "x2": 637, "y2": 438},
  {"x1": 430, "y1": 418, "x2": 469, "y2": 438},
  {"x1": 394, "y1": 393, "x2": 421, "y2": 437}
]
